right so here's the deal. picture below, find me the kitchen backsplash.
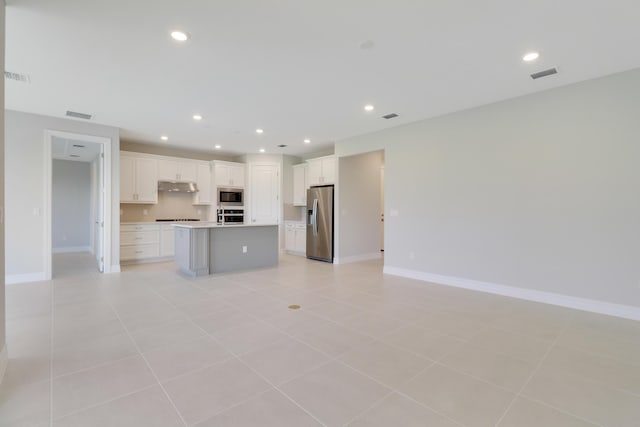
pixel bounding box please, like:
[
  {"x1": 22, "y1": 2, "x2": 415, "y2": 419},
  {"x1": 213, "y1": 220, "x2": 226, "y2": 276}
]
[
  {"x1": 283, "y1": 203, "x2": 305, "y2": 221},
  {"x1": 121, "y1": 191, "x2": 210, "y2": 222}
]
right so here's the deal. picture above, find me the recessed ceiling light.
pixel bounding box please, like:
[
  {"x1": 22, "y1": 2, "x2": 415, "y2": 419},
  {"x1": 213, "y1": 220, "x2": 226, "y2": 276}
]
[
  {"x1": 259, "y1": 148, "x2": 265, "y2": 153},
  {"x1": 303, "y1": 139, "x2": 311, "y2": 144},
  {"x1": 193, "y1": 114, "x2": 203, "y2": 121},
  {"x1": 214, "y1": 145, "x2": 221, "y2": 149},
  {"x1": 170, "y1": 31, "x2": 189, "y2": 42},
  {"x1": 364, "y1": 105, "x2": 375, "y2": 112},
  {"x1": 256, "y1": 128, "x2": 264, "y2": 134},
  {"x1": 160, "y1": 136, "x2": 168, "y2": 141},
  {"x1": 522, "y1": 51, "x2": 540, "y2": 62}
]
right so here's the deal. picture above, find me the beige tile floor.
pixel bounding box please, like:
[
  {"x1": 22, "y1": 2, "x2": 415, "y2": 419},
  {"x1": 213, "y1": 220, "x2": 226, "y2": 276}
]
[{"x1": 1, "y1": 252, "x2": 640, "y2": 426}]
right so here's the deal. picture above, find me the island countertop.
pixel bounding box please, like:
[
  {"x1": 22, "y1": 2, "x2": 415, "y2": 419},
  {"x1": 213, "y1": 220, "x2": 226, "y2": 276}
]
[{"x1": 172, "y1": 222, "x2": 278, "y2": 229}]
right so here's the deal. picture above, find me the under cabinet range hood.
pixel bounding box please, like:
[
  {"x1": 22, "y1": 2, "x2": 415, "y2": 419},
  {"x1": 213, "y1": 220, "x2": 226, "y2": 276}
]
[{"x1": 157, "y1": 181, "x2": 199, "y2": 193}]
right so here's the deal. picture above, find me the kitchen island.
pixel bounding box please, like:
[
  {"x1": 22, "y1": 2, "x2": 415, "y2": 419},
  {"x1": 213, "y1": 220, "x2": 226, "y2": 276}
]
[{"x1": 173, "y1": 222, "x2": 279, "y2": 276}]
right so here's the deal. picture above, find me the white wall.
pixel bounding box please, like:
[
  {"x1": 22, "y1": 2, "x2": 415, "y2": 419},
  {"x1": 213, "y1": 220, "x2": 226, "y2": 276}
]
[
  {"x1": 0, "y1": 0, "x2": 7, "y2": 382},
  {"x1": 5, "y1": 110, "x2": 120, "y2": 279},
  {"x1": 52, "y1": 160, "x2": 91, "y2": 251},
  {"x1": 337, "y1": 151, "x2": 383, "y2": 262},
  {"x1": 336, "y1": 68, "x2": 640, "y2": 312}
]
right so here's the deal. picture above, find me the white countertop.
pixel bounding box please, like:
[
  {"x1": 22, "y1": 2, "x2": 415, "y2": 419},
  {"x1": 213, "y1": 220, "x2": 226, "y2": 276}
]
[{"x1": 173, "y1": 222, "x2": 278, "y2": 229}]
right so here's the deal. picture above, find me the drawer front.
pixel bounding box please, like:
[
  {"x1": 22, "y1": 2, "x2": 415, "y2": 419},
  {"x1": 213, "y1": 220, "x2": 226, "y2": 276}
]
[
  {"x1": 120, "y1": 244, "x2": 160, "y2": 260},
  {"x1": 121, "y1": 230, "x2": 159, "y2": 245},
  {"x1": 121, "y1": 224, "x2": 161, "y2": 232}
]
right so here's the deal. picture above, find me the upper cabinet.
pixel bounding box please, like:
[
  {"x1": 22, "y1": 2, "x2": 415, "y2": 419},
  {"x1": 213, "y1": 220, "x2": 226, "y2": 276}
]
[
  {"x1": 213, "y1": 161, "x2": 245, "y2": 188},
  {"x1": 120, "y1": 154, "x2": 158, "y2": 203},
  {"x1": 158, "y1": 159, "x2": 197, "y2": 182},
  {"x1": 306, "y1": 155, "x2": 335, "y2": 186},
  {"x1": 193, "y1": 162, "x2": 213, "y2": 205},
  {"x1": 292, "y1": 163, "x2": 307, "y2": 206}
]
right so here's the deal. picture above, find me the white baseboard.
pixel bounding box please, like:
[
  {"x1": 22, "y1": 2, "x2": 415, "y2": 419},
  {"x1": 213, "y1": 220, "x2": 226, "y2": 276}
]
[
  {"x1": 0, "y1": 343, "x2": 7, "y2": 386},
  {"x1": 109, "y1": 265, "x2": 121, "y2": 273},
  {"x1": 335, "y1": 252, "x2": 382, "y2": 265},
  {"x1": 6, "y1": 272, "x2": 47, "y2": 284},
  {"x1": 52, "y1": 246, "x2": 91, "y2": 254},
  {"x1": 383, "y1": 266, "x2": 640, "y2": 321}
]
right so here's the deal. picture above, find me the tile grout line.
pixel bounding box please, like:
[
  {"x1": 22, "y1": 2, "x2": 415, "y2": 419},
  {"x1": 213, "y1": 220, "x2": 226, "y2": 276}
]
[
  {"x1": 52, "y1": 384, "x2": 157, "y2": 423},
  {"x1": 103, "y1": 297, "x2": 190, "y2": 427},
  {"x1": 493, "y1": 318, "x2": 572, "y2": 426}
]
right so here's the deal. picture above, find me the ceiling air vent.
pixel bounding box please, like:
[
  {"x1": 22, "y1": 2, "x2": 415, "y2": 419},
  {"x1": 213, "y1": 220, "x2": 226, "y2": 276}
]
[
  {"x1": 66, "y1": 110, "x2": 93, "y2": 120},
  {"x1": 4, "y1": 71, "x2": 31, "y2": 83},
  {"x1": 72, "y1": 144, "x2": 85, "y2": 148},
  {"x1": 382, "y1": 113, "x2": 399, "y2": 119},
  {"x1": 531, "y1": 67, "x2": 558, "y2": 80},
  {"x1": 277, "y1": 144, "x2": 288, "y2": 148}
]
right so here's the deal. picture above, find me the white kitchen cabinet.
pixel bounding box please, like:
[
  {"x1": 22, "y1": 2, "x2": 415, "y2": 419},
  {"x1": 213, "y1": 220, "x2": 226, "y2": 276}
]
[
  {"x1": 248, "y1": 163, "x2": 279, "y2": 224},
  {"x1": 213, "y1": 161, "x2": 245, "y2": 188},
  {"x1": 120, "y1": 155, "x2": 158, "y2": 203},
  {"x1": 193, "y1": 162, "x2": 213, "y2": 205},
  {"x1": 158, "y1": 158, "x2": 197, "y2": 182},
  {"x1": 160, "y1": 224, "x2": 175, "y2": 257},
  {"x1": 120, "y1": 224, "x2": 161, "y2": 261},
  {"x1": 285, "y1": 223, "x2": 295, "y2": 251},
  {"x1": 292, "y1": 163, "x2": 307, "y2": 206},
  {"x1": 284, "y1": 221, "x2": 306, "y2": 255},
  {"x1": 306, "y1": 155, "x2": 335, "y2": 186}
]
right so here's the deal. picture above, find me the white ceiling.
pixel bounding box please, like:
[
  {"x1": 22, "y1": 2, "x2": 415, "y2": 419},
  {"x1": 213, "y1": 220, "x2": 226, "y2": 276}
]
[
  {"x1": 52, "y1": 136, "x2": 101, "y2": 162},
  {"x1": 6, "y1": 1, "x2": 640, "y2": 156}
]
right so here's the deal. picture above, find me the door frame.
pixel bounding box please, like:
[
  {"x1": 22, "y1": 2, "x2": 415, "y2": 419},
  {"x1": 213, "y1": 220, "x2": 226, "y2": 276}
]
[{"x1": 43, "y1": 130, "x2": 113, "y2": 278}]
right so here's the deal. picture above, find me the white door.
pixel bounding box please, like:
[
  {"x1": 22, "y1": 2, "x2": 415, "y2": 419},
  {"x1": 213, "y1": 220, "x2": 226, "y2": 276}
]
[{"x1": 249, "y1": 163, "x2": 279, "y2": 224}]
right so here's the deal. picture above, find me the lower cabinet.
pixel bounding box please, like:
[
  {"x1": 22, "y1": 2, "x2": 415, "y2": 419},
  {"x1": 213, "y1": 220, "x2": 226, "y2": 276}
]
[
  {"x1": 160, "y1": 225, "x2": 175, "y2": 257},
  {"x1": 284, "y1": 222, "x2": 306, "y2": 255},
  {"x1": 120, "y1": 223, "x2": 175, "y2": 263}
]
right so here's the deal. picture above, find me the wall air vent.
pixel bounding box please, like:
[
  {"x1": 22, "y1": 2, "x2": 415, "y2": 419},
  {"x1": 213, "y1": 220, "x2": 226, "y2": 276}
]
[
  {"x1": 66, "y1": 111, "x2": 93, "y2": 120},
  {"x1": 531, "y1": 67, "x2": 558, "y2": 80},
  {"x1": 382, "y1": 113, "x2": 399, "y2": 119},
  {"x1": 69, "y1": 155, "x2": 80, "y2": 158},
  {"x1": 4, "y1": 71, "x2": 31, "y2": 83},
  {"x1": 72, "y1": 144, "x2": 85, "y2": 148}
]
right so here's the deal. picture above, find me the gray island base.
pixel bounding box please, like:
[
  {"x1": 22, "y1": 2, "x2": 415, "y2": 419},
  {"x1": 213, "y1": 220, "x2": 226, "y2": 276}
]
[{"x1": 173, "y1": 223, "x2": 279, "y2": 276}]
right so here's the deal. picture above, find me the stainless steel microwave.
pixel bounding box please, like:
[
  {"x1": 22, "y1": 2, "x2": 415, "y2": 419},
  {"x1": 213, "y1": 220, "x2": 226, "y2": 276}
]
[{"x1": 217, "y1": 188, "x2": 243, "y2": 205}]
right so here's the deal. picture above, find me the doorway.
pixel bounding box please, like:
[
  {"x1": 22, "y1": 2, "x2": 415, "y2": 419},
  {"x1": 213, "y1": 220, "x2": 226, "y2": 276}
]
[
  {"x1": 44, "y1": 131, "x2": 112, "y2": 279},
  {"x1": 335, "y1": 150, "x2": 385, "y2": 263}
]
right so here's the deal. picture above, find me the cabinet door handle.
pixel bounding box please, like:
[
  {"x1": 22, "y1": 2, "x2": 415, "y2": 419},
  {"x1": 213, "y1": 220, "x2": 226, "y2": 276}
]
[
  {"x1": 135, "y1": 237, "x2": 143, "y2": 240},
  {"x1": 135, "y1": 250, "x2": 143, "y2": 254}
]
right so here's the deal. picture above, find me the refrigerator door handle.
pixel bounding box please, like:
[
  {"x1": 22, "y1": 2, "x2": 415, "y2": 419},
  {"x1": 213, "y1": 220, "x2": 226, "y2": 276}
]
[{"x1": 312, "y1": 198, "x2": 319, "y2": 236}]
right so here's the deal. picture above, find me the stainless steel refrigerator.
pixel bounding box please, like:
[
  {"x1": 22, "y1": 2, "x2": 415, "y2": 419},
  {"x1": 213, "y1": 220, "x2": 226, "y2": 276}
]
[{"x1": 306, "y1": 185, "x2": 334, "y2": 263}]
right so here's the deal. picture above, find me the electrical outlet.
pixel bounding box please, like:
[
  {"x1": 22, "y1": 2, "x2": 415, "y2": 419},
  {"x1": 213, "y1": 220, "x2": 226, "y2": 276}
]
[
  {"x1": 143, "y1": 209, "x2": 148, "y2": 216},
  {"x1": 242, "y1": 245, "x2": 247, "y2": 253},
  {"x1": 197, "y1": 209, "x2": 202, "y2": 215},
  {"x1": 390, "y1": 209, "x2": 399, "y2": 217},
  {"x1": 120, "y1": 208, "x2": 123, "y2": 216}
]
